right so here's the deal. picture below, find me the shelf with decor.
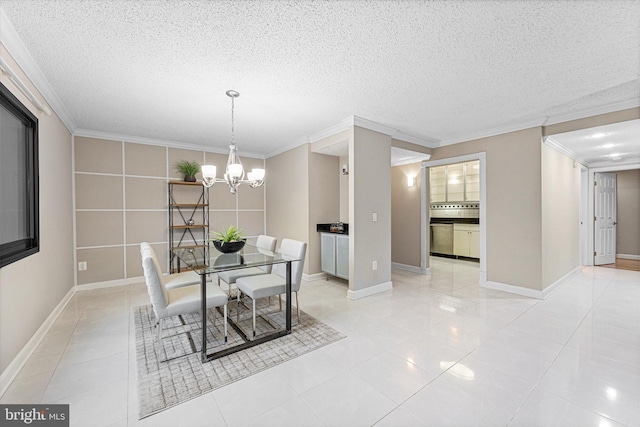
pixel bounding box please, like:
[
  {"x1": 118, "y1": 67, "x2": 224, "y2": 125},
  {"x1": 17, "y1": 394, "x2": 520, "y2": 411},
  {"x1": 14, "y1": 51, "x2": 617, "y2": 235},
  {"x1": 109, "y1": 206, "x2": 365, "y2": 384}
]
[{"x1": 168, "y1": 181, "x2": 209, "y2": 273}]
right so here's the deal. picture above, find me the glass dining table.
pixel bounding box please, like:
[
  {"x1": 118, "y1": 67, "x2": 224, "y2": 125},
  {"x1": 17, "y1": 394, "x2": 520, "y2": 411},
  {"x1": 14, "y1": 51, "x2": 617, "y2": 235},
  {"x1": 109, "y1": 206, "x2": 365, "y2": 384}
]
[{"x1": 172, "y1": 241, "x2": 300, "y2": 363}]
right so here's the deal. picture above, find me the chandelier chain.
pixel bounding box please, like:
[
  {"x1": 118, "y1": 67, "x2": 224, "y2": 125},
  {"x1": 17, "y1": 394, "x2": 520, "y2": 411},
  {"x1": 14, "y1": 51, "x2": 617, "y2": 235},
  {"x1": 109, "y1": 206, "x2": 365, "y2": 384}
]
[{"x1": 230, "y1": 95, "x2": 235, "y2": 146}]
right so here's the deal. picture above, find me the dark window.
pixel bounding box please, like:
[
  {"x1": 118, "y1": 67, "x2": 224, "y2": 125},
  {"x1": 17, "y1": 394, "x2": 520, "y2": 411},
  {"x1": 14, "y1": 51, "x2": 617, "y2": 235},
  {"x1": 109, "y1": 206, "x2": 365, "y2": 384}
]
[{"x1": 0, "y1": 82, "x2": 39, "y2": 268}]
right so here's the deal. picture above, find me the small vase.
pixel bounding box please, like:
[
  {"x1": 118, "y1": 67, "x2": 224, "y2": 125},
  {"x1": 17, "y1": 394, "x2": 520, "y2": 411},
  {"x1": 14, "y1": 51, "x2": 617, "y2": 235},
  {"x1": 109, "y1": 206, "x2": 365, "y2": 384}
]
[{"x1": 184, "y1": 175, "x2": 196, "y2": 182}]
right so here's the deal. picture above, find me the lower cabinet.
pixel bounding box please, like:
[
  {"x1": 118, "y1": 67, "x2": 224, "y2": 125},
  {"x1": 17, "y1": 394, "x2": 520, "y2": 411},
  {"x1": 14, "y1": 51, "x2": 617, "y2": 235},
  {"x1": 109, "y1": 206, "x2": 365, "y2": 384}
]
[
  {"x1": 321, "y1": 233, "x2": 349, "y2": 280},
  {"x1": 453, "y1": 224, "x2": 480, "y2": 258}
]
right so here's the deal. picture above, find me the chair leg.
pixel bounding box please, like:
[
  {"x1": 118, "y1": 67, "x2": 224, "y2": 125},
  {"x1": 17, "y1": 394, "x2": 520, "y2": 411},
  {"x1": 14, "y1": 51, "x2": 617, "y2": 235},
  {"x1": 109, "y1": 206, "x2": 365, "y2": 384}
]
[
  {"x1": 278, "y1": 295, "x2": 282, "y2": 311},
  {"x1": 236, "y1": 290, "x2": 241, "y2": 323},
  {"x1": 296, "y1": 291, "x2": 300, "y2": 323},
  {"x1": 223, "y1": 304, "x2": 228, "y2": 343},
  {"x1": 155, "y1": 317, "x2": 164, "y2": 354},
  {"x1": 252, "y1": 298, "x2": 256, "y2": 338}
]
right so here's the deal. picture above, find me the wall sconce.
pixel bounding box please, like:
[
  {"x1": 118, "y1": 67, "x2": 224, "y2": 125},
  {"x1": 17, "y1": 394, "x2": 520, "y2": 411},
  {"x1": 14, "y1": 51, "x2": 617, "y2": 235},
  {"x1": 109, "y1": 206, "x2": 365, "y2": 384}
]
[
  {"x1": 407, "y1": 175, "x2": 415, "y2": 187},
  {"x1": 342, "y1": 164, "x2": 349, "y2": 175}
]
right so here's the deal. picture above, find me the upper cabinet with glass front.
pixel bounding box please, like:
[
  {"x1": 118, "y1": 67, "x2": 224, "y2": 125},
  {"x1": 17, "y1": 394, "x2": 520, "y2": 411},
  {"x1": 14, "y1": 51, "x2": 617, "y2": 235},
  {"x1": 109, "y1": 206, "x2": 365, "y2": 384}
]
[
  {"x1": 429, "y1": 160, "x2": 480, "y2": 202},
  {"x1": 429, "y1": 166, "x2": 446, "y2": 202},
  {"x1": 464, "y1": 160, "x2": 480, "y2": 201}
]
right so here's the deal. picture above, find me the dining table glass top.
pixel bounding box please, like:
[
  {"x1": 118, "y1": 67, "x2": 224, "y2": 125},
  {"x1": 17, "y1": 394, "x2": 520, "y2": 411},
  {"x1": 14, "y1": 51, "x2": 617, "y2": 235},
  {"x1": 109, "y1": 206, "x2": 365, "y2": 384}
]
[{"x1": 172, "y1": 240, "x2": 292, "y2": 276}]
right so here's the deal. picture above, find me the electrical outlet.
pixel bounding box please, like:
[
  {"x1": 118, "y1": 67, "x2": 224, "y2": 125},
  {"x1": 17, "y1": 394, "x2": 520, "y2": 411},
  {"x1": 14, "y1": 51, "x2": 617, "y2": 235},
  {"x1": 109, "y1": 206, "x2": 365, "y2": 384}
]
[
  {"x1": 78, "y1": 261, "x2": 87, "y2": 271},
  {"x1": 372, "y1": 260, "x2": 377, "y2": 270}
]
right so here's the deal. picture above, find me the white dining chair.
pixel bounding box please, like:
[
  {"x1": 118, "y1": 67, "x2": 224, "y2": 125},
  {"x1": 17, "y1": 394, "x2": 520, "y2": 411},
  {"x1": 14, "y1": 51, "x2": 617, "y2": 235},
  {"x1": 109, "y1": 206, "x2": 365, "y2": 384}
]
[
  {"x1": 235, "y1": 239, "x2": 307, "y2": 338},
  {"x1": 217, "y1": 235, "x2": 277, "y2": 295},
  {"x1": 141, "y1": 250, "x2": 228, "y2": 359},
  {"x1": 140, "y1": 242, "x2": 201, "y2": 290}
]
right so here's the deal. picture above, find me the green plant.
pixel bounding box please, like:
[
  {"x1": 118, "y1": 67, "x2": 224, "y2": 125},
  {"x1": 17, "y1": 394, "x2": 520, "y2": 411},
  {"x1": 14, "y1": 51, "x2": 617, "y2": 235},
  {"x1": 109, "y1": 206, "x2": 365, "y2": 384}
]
[
  {"x1": 211, "y1": 225, "x2": 245, "y2": 243},
  {"x1": 175, "y1": 160, "x2": 200, "y2": 177}
]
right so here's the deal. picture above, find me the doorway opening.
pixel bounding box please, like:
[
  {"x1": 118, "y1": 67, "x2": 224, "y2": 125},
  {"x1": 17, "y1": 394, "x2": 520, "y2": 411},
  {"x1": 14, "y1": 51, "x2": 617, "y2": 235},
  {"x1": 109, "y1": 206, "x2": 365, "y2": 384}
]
[
  {"x1": 589, "y1": 166, "x2": 640, "y2": 271},
  {"x1": 421, "y1": 152, "x2": 487, "y2": 283}
]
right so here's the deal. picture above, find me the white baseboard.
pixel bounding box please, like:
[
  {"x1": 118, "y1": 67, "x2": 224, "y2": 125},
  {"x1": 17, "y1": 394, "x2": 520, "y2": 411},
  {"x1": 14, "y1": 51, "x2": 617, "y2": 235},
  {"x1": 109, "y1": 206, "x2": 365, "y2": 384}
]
[
  {"x1": 479, "y1": 266, "x2": 583, "y2": 300},
  {"x1": 0, "y1": 286, "x2": 76, "y2": 398},
  {"x1": 541, "y1": 266, "x2": 583, "y2": 298},
  {"x1": 347, "y1": 281, "x2": 393, "y2": 300},
  {"x1": 303, "y1": 272, "x2": 328, "y2": 282},
  {"x1": 392, "y1": 262, "x2": 430, "y2": 275},
  {"x1": 480, "y1": 280, "x2": 544, "y2": 299},
  {"x1": 617, "y1": 254, "x2": 640, "y2": 260},
  {"x1": 75, "y1": 276, "x2": 143, "y2": 291}
]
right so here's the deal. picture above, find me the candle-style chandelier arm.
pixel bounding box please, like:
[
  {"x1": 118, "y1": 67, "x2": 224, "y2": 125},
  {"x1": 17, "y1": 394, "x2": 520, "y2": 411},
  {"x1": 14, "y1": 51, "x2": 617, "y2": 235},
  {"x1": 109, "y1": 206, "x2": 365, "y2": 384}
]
[{"x1": 201, "y1": 90, "x2": 265, "y2": 193}]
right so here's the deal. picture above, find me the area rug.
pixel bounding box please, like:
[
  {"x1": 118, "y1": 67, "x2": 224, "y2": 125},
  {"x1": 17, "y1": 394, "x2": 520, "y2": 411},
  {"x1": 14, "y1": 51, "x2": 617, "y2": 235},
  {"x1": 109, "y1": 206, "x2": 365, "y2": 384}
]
[{"x1": 133, "y1": 300, "x2": 345, "y2": 419}]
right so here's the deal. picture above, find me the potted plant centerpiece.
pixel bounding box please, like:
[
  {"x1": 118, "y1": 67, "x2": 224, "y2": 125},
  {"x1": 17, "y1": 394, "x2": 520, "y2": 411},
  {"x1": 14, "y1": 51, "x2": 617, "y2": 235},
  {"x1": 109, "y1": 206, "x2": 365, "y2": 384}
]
[
  {"x1": 211, "y1": 225, "x2": 246, "y2": 253},
  {"x1": 175, "y1": 160, "x2": 200, "y2": 182}
]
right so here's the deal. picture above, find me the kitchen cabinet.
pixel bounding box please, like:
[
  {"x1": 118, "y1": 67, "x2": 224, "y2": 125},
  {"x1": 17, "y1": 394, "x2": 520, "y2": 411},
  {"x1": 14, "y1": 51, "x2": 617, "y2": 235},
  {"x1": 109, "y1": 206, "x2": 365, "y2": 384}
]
[
  {"x1": 429, "y1": 160, "x2": 480, "y2": 202},
  {"x1": 429, "y1": 166, "x2": 446, "y2": 202},
  {"x1": 320, "y1": 232, "x2": 349, "y2": 280},
  {"x1": 464, "y1": 160, "x2": 480, "y2": 201},
  {"x1": 453, "y1": 224, "x2": 480, "y2": 258}
]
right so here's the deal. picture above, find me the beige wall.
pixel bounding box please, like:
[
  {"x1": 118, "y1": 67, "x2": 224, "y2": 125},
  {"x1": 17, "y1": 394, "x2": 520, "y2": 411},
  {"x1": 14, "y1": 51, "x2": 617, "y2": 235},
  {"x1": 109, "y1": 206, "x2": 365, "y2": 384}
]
[
  {"x1": 339, "y1": 155, "x2": 349, "y2": 222},
  {"x1": 350, "y1": 126, "x2": 392, "y2": 291},
  {"x1": 265, "y1": 144, "x2": 310, "y2": 272},
  {"x1": 391, "y1": 163, "x2": 423, "y2": 267},
  {"x1": 309, "y1": 153, "x2": 340, "y2": 274},
  {"x1": 541, "y1": 144, "x2": 580, "y2": 287},
  {"x1": 0, "y1": 46, "x2": 74, "y2": 373},
  {"x1": 431, "y1": 127, "x2": 544, "y2": 291},
  {"x1": 75, "y1": 138, "x2": 265, "y2": 284},
  {"x1": 616, "y1": 169, "x2": 640, "y2": 256}
]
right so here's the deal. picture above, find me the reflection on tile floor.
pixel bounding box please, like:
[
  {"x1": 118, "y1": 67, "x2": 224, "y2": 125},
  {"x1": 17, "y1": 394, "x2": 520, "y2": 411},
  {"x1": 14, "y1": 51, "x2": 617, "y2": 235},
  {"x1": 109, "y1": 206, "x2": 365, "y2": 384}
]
[{"x1": 2, "y1": 257, "x2": 638, "y2": 427}]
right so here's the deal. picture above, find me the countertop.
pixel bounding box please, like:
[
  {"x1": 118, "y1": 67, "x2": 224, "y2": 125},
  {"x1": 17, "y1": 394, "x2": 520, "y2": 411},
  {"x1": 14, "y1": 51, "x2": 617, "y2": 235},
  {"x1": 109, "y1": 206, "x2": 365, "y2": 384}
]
[{"x1": 316, "y1": 223, "x2": 349, "y2": 235}]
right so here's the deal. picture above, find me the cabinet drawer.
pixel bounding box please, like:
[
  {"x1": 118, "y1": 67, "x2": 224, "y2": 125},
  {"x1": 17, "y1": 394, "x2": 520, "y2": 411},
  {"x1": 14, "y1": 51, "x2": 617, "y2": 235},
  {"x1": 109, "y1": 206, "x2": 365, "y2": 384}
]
[{"x1": 453, "y1": 224, "x2": 479, "y2": 232}]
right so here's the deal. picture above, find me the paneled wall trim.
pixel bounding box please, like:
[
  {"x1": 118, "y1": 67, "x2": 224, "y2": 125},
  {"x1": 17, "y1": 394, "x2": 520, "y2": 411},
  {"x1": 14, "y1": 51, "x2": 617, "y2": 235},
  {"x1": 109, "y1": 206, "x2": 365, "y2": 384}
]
[{"x1": 74, "y1": 136, "x2": 266, "y2": 286}]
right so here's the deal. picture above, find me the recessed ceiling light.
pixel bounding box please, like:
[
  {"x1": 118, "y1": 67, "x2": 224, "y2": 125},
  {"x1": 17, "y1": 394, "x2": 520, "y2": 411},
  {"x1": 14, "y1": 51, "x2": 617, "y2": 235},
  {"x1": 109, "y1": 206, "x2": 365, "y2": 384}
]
[
  {"x1": 610, "y1": 153, "x2": 622, "y2": 160},
  {"x1": 590, "y1": 132, "x2": 608, "y2": 139},
  {"x1": 601, "y1": 143, "x2": 615, "y2": 149}
]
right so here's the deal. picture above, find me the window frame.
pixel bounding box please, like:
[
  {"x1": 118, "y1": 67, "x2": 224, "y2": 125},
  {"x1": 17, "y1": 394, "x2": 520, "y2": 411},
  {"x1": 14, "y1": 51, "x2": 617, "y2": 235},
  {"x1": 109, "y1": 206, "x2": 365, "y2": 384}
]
[{"x1": 0, "y1": 82, "x2": 39, "y2": 268}]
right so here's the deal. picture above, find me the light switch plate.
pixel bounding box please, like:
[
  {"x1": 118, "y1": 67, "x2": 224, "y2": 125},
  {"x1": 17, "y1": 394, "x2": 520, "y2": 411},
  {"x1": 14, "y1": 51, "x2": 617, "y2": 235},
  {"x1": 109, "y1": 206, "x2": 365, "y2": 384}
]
[{"x1": 372, "y1": 212, "x2": 377, "y2": 222}]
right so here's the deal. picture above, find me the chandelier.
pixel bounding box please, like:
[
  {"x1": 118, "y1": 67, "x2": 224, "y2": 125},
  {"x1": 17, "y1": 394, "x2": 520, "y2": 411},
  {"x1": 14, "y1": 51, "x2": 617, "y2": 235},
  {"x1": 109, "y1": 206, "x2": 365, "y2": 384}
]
[{"x1": 201, "y1": 90, "x2": 265, "y2": 193}]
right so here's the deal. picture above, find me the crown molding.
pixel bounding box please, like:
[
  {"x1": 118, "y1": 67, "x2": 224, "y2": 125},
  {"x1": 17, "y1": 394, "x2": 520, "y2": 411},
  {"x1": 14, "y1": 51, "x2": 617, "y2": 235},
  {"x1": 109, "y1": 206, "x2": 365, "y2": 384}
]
[
  {"x1": 0, "y1": 7, "x2": 76, "y2": 133},
  {"x1": 543, "y1": 136, "x2": 589, "y2": 167},
  {"x1": 352, "y1": 115, "x2": 398, "y2": 136},
  {"x1": 392, "y1": 131, "x2": 439, "y2": 148},
  {"x1": 352, "y1": 116, "x2": 439, "y2": 148},
  {"x1": 543, "y1": 98, "x2": 640, "y2": 126},
  {"x1": 391, "y1": 156, "x2": 432, "y2": 167},
  {"x1": 439, "y1": 118, "x2": 546, "y2": 147},
  {"x1": 74, "y1": 129, "x2": 265, "y2": 159},
  {"x1": 588, "y1": 158, "x2": 640, "y2": 169}
]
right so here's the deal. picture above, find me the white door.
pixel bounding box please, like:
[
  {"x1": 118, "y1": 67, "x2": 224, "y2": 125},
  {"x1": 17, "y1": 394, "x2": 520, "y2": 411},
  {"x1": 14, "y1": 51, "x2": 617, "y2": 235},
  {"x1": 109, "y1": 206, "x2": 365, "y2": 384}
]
[{"x1": 594, "y1": 172, "x2": 617, "y2": 265}]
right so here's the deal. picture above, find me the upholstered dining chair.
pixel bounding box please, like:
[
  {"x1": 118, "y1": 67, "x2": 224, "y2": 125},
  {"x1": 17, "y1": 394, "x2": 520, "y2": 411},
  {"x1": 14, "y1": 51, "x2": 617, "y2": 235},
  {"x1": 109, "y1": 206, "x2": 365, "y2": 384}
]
[
  {"x1": 140, "y1": 242, "x2": 201, "y2": 290},
  {"x1": 235, "y1": 239, "x2": 307, "y2": 338},
  {"x1": 217, "y1": 235, "x2": 277, "y2": 295},
  {"x1": 141, "y1": 249, "x2": 228, "y2": 359}
]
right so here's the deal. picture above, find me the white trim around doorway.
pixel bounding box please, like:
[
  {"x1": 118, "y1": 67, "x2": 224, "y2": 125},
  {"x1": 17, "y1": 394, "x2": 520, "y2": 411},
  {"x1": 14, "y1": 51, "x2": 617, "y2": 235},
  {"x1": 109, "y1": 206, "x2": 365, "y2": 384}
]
[{"x1": 422, "y1": 152, "x2": 487, "y2": 282}]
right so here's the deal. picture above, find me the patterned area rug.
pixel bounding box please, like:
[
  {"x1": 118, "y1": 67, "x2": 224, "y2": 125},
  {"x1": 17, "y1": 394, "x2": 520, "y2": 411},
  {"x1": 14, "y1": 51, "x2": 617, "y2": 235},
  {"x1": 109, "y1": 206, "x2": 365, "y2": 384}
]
[{"x1": 133, "y1": 299, "x2": 344, "y2": 419}]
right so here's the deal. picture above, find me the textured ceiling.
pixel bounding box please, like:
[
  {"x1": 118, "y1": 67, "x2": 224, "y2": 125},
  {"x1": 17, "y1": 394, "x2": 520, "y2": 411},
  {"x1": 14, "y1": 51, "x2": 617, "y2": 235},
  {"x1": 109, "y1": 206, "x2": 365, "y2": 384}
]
[
  {"x1": 0, "y1": 0, "x2": 638, "y2": 157},
  {"x1": 548, "y1": 119, "x2": 640, "y2": 167}
]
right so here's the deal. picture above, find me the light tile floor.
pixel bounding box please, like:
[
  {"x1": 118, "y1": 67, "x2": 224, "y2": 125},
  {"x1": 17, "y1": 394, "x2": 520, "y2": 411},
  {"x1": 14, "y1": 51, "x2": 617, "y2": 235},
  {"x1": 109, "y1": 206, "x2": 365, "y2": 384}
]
[{"x1": 2, "y1": 257, "x2": 639, "y2": 427}]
